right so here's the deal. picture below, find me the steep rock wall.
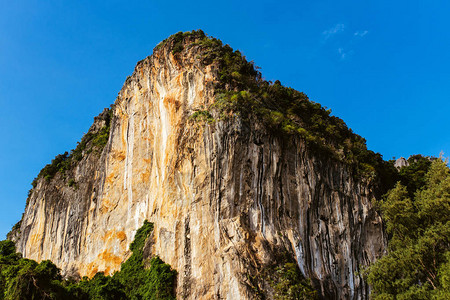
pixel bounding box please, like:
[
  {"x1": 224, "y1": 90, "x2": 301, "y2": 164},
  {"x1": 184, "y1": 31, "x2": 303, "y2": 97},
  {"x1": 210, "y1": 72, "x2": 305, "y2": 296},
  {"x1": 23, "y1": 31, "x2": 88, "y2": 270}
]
[{"x1": 16, "y1": 36, "x2": 385, "y2": 299}]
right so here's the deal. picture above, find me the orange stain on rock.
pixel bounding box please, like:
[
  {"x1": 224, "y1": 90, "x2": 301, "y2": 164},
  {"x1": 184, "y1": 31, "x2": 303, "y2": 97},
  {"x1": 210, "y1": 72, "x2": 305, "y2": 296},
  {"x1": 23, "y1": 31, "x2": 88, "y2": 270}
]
[
  {"x1": 106, "y1": 172, "x2": 115, "y2": 185},
  {"x1": 165, "y1": 93, "x2": 181, "y2": 112},
  {"x1": 84, "y1": 248, "x2": 124, "y2": 278},
  {"x1": 104, "y1": 230, "x2": 113, "y2": 241},
  {"x1": 116, "y1": 231, "x2": 127, "y2": 241},
  {"x1": 100, "y1": 199, "x2": 114, "y2": 213},
  {"x1": 141, "y1": 170, "x2": 150, "y2": 183},
  {"x1": 98, "y1": 250, "x2": 123, "y2": 271},
  {"x1": 175, "y1": 73, "x2": 183, "y2": 86},
  {"x1": 112, "y1": 150, "x2": 126, "y2": 161},
  {"x1": 30, "y1": 233, "x2": 42, "y2": 245},
  {"x1": 154, "y1": 89, "x2": 160, "y2": 100},
  {"x1": 104, "y1": 230, "x2": 127, "y2": 243},
  {"x1": 85, "y1": 262, "x2": 99, "y2": 278}
]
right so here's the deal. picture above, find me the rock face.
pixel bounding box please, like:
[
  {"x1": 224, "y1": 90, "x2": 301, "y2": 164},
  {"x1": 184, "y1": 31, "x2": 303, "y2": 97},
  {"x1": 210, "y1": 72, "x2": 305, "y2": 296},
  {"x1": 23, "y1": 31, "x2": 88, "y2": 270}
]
[
  {"x1": 14, "y1": 33, "x2": 385, "y2": 299},
  {"x1": 394, "y1": 157, "x2": 409, "y2": 169}
]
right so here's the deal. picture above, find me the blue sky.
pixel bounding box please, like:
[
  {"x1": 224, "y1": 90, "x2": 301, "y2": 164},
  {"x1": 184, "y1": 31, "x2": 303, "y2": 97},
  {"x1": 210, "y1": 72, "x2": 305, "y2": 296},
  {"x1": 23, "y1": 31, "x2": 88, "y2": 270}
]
[{"x1": 1, "y1": 0, "x2": 449, "y2": 238}]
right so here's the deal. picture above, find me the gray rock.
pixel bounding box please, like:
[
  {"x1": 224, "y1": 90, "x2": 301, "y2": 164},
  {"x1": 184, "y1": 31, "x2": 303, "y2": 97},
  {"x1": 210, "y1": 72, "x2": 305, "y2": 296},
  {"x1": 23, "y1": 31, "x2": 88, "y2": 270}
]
[{"x1": 394, "y1": 157, "x2": 409, "y2": 169}]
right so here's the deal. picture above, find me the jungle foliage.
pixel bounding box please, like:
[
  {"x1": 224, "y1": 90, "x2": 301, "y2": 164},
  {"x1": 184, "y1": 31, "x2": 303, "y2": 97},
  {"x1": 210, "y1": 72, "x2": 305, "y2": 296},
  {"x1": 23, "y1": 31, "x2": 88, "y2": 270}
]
[
  {"x1": 366, "y1": 158, "x2": 450, "y2": 299},
  {"x1": 245, "y1": 250, "x2": 318, "y2": 300},
  {"x1": 398, "y1": 154, "x2": 434, "y2": 196},
  {"x1": 0, "y1": 221, "x2": 177, "y2": 300},
  {"x1": 270, "y1": 262, "x2": 318, "y2": 300}
]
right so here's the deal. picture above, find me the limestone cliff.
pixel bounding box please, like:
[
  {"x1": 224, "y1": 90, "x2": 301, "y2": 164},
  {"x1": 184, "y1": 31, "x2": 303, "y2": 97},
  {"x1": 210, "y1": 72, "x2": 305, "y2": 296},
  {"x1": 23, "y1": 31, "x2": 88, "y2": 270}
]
[{"x1": 13, "y1": 31, "x2": 386, "y2": 299}]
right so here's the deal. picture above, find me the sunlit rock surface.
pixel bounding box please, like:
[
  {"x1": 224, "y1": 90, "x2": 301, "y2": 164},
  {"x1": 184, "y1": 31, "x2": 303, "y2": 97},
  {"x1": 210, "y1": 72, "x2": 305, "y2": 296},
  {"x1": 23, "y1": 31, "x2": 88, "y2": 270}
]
[{"x1": 15, "y1": 35, "x2": 385, "y2": 299}]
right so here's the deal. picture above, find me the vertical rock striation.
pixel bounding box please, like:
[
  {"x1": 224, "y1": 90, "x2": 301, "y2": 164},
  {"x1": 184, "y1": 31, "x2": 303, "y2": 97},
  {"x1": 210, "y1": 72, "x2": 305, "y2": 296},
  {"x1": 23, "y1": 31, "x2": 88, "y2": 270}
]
[{"x1": 14, "y1": 32, "x2": 385, "y2": 299}]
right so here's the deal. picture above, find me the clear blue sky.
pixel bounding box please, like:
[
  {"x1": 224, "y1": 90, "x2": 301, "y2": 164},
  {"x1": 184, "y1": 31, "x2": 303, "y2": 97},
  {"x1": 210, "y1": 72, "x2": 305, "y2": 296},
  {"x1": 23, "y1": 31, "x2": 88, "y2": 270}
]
[{"x1": 1, "y1": 0, "x2": 449, "y2": 239}]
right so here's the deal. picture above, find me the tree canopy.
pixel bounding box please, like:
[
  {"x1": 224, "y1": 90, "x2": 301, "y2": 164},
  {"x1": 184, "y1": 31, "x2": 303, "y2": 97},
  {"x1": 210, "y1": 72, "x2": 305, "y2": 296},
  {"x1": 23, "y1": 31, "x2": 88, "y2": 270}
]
[{"x1": 366, "y1": 158, "x2": 450, "y2": 299}]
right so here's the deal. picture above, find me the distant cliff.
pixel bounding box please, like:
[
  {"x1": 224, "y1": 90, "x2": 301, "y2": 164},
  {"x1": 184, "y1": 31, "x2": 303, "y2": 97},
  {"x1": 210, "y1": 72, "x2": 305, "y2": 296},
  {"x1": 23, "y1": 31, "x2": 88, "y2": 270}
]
[{"x1": 11, "y1": 31, "x2": 388, "y2": 299}]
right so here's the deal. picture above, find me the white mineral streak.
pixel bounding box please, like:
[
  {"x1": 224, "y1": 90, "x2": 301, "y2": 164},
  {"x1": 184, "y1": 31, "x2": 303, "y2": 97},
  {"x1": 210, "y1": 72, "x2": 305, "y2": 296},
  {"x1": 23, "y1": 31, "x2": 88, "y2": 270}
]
[
  {"x1": 16, "y1": 41, "x2": 385, "y2": 299},
  {"x1": 126, "y1": 97, "x2": 135, "y2": 223},
  {"x1": 294, "y1": 240, "x2": 306, "y2": 276}
]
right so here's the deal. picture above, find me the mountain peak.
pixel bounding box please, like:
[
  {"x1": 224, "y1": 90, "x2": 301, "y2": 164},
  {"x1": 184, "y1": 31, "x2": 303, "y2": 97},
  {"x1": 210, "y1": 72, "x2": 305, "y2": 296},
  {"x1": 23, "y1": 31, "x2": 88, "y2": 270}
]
[{"x1": 11, "y1": 31, "x2": 387, "y2": 299}]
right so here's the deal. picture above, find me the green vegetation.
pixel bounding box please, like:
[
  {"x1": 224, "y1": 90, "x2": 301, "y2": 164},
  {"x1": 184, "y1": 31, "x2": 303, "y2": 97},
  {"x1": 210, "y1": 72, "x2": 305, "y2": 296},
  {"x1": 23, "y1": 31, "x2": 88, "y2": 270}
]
[
  {"x1": 68, "y1": 272, "x2": 126, "y2": 300},
  {"x1": 91, "y1": 124, "x2": 111, "y2": 149},
  {"x1": 113, "y1": 220, "x2": 177, "y2": 300},
  {"x1": 365, "y1": 158, "x2": 450, "y2": 299},
  {"x1": 6, "y1": 221, "x2": 21, "y2": 241},
  {"x1": 398, "y1": 154, "x2": 434, "y2": 196},
  {"x1": 0, "y1": 240, "x2": 70, "y2": 299},
  {"x1": 9, "y1": 221, "x2": 21, "y2": 236},
  {"x1": 170, "y1": 32, "x2": 185, "y2": 54},
  {"x1": 246, "y1": 252, "x2": 317, "y2": 300},
  {"x1": 271, "y1": 262, "x2": 318, "y2": 300},
  {"x1": 68, "y1": 178, "x2": 77, "y2": 188},
  {"x1": 0, "y1": 221, "x2": 177, "y2": 300},
  {"x1": 154, "y1": 30, "x2": 207, "y2": 54},
  {"x1": 158, "y1": 30, "x2": 396, "y2": 185},
  {"x1": 189, "y1": 109, "x2": 214, "y2": 123},
  {"x1": 207, "y1": 39, "x2": 395, "y2": 182}
]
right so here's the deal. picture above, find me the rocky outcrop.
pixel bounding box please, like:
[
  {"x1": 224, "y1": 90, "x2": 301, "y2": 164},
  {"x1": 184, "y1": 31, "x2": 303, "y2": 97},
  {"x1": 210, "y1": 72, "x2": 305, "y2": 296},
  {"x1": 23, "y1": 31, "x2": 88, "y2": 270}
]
[
  {"x1": 394, "y1": 157, "x2": 409, "y2": 169},
  {"x1": 14, "y1": 32, "x2": 385, "y2": 299}
]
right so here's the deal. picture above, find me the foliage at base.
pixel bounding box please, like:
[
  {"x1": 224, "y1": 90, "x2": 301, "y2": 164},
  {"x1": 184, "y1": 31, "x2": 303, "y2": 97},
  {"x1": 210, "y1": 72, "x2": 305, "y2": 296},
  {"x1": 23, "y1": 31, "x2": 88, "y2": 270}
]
[
  {"x1": 0, "y1": 221, "x2": 177, "y2": 300},
  {"x1": 112, "y1": 220, "x2": 176, "y2": 300},
  {"x1": 0, "y1": 242, "x2": 69, "y2": 300},
  {"x1": 271, "y1": 262, "x2": 318, "y2": 300},
  {"x1": 246, "y1": 252, "x2": 318, "y2": 300}
]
